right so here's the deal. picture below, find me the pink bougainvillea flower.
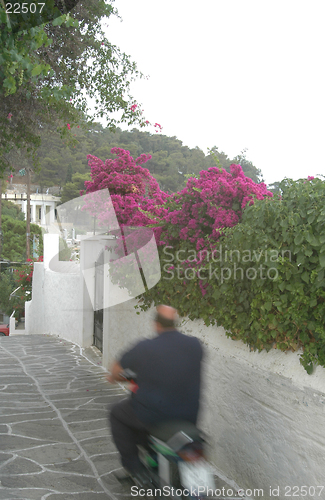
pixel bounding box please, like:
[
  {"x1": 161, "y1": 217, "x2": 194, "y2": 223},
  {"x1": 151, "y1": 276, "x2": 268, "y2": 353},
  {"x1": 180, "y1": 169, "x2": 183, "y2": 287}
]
[
  {"x1": 83, "y1": 148, "x2": 272, "y2": 299},
  {"x1": 67, "y1": 123, "x2": 71, "y2": 130},
  {"x1": 85, "y1": 148, "x2": 169, "y2": 227},
  {"x1": 130, "y1": 104, "x2": 138, "y2": 112},
  {"x1": 7, "y1": 113, "x2": 12, "y2": 120}
]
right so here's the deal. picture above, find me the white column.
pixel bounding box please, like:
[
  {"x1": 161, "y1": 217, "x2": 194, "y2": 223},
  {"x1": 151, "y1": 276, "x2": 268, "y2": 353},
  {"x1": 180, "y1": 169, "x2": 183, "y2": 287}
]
[
  {"x1": 45, "y1": 205, "x2": 51, "y2": 225},
  {"x1": 49, "y1": 203, "x2": 56, "y2": 224},
  {"x1": 41, "y1": 203, "x2": 46, "y2": 225},
  {"x1": 31, "y1": 203, "x2": 36, "y2": 223},
  {"x1": 21, "y1": 200, "x2": 27, "y2": 220}
]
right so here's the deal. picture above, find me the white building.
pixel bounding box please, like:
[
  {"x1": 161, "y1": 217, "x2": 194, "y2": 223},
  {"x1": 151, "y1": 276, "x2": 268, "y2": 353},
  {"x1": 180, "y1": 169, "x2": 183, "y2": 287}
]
[{"x1": 3, "y1": 190, "x2": 60, "y2": 228}]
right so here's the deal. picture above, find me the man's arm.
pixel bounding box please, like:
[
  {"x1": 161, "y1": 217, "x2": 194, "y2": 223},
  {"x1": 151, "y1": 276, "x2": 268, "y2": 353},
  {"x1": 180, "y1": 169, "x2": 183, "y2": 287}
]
[
  {"x1": 106, "y1": 339, "x2": 144, "y2": 384},
  {"x1": 106, "y1": 360, "x2": 125, "y2": 384}
]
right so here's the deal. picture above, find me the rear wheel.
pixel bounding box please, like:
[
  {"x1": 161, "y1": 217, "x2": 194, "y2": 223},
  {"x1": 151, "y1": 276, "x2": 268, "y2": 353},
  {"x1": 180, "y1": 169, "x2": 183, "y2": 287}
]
[{"x1": 0, "y1": 332, "x2": 6, "y2": 336}]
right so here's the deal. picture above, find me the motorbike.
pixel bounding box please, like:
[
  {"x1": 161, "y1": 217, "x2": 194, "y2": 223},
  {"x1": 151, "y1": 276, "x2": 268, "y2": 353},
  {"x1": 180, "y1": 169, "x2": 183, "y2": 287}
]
[{"x1": 117, "y1": 370, "x2": 215, "y2": 499}]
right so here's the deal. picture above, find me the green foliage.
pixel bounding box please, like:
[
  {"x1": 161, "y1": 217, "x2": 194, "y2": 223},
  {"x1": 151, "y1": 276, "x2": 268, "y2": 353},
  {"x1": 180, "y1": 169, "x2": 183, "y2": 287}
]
[
  {"x1": 0, "y1": 1, "x2": 146, "y2": 173},
  {"x1": 0, "y1": 268, "x2": 16, "y2": 317},
  {"x1": 0, "y1": 257, "x2": 42, "y2": 320},
  {"x1": 232, "y1": 148, "x2": 263, "y2": 183},
  {"x1": 139, "y1": 177, "x2": 325, "y2": 374},
  {"x1": 0, "y1": 8, "x2": 52, "y2": 96},
  {"x1": 1, "y1": 200, "x2": 25, "y2": 220},
  {"x1": 208, "y1": 146, "x2": 263, "y2": 183},
  {"x1": 1, "y1": 216, "x2": 43, "y2": 261},
  {"x1": 60, "y1": 173, "x2": 91, "y2": 204},
  {"x1": 32, "y1": 124, "x2": 262, "y2": 194},
  {"x1": 267, "y1": 181, "x2": 282, "y2": 194},
  {"x1": 9, "y1": 260, "x2": 36, "y2": 319}
]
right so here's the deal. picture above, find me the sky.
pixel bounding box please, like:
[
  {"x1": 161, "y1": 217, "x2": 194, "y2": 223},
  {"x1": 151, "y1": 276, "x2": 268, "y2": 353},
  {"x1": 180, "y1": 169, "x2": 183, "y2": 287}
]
[{"x1": 102, "y1": 0, "x2": 325, "y2": 186}]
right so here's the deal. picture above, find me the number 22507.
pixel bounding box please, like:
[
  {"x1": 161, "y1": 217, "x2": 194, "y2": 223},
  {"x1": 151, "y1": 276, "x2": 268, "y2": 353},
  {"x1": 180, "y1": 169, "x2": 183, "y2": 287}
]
[{"x1": 5, "y1": 3, "x2": 45, "y2": 14}]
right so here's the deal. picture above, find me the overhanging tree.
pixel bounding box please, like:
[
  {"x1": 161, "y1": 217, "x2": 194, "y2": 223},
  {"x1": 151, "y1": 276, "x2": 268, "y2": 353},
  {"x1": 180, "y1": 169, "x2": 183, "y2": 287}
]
[{"x1": 0, "y1": 0, "x2": 147, "y2": 174}]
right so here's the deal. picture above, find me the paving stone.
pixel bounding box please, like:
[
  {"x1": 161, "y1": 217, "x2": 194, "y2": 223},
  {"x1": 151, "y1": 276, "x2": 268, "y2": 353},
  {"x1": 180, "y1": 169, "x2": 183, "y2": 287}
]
[
  {"x1": 0, "y1": 410, "x2": 57, "y2": 423},
  {"x1": 101, "y1": 469, "x2": 135, "y2": 496},
  {"x1": 45, "y1": 457, "x2": 95, "y2": 476},
  {"x1": 0, "y1": 400, "x2": 50, "y2": 408},
  {"x1": 0, "y1": 456, "x2": 43, "y2": 475},
  {"x1": 18, "y1": 443, "x2": 82, "y2": 465},
  {"x1": 61, "y1": 409, "x2": 109, "y2": 422},
  {"x1": 0, "y1": 435, "x2": 54, "y2": 452},
  {"x1": 72, "y1": 428, "x2": 110, "y2": 440},
  {"x1": 45, "y1": 391, "x2": 113, "y2": 400},
  {"x1": 0, "y1": 471, "x2": 103, "y2": 492},
  {"x1": 76, "y1": 436, "x2": 115, "y2": 456},
  {"x1": 67, "y1": 419, "x2": 108, "y2": 434},
  {"x1": 46, "y1": 495, "x2": 116, "y2": 500},
  {"x1": 90, "y1": 453, "x2": 120, "y2": 476},
  {"x1": 0, "y1": 453, "x2": 13, "y2": 465},
  {"x1": 0, "y1": 487, "x2": 53, "y2": 499},
  {"x1": 0, "y1": 369, "x2": 25, "y2": 375},
  {"x1": 11, "y1": 419, "x2": 74, "y2": 443},
  {"x1": 0, "y1": 335, "x2": 243, "y2": 500},
  {"x1": 0, "y1": 377, "x2": 28, "y2": 384}
]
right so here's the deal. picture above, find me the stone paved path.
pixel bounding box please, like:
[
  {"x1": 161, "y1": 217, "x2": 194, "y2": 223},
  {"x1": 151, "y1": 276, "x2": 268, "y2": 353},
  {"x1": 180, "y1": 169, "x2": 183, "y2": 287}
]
[{"x1": 0, "y1": 335, "x2": 249, "y2": 500}]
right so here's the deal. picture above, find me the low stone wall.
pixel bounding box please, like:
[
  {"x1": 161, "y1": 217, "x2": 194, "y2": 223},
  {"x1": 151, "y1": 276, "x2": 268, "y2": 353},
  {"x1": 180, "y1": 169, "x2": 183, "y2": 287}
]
[{"x1": 103, "y1": 299, "x2": 325, "y2": 500}]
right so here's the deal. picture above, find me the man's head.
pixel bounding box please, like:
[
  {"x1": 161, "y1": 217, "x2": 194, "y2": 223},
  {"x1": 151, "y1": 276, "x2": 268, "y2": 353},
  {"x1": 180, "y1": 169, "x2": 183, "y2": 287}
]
[{"x1": 154, "y1": 305, "x2": 177, "y2": 334}]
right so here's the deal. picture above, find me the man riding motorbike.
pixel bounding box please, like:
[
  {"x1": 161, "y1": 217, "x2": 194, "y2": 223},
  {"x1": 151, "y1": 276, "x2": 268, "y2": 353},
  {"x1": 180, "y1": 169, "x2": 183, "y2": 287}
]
[{"x1": 107, "y1": 305, "x2": 203, "y2": 480}]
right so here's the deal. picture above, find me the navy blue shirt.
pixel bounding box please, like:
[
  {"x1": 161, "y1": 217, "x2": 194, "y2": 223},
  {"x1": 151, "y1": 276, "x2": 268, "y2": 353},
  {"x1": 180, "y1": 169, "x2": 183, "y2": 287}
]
[{"x1": 119, "y1": 330, "x2": 203, "y2": 425}]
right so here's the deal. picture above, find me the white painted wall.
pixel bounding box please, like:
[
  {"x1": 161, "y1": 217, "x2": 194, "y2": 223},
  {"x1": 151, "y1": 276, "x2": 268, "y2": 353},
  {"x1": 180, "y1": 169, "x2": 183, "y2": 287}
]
[
  {"x1": 25, "y1": 234, "x2": 121, "y2": 349},
  {"x1": 102, "y1": 299, "x2": 325, "y2": 500},
  {"x1": 25, "y1": 234, "x2": 83, "y2": 345},
  {"x1": 102, "y1": 301, "x2": 154, "y2": 369}
]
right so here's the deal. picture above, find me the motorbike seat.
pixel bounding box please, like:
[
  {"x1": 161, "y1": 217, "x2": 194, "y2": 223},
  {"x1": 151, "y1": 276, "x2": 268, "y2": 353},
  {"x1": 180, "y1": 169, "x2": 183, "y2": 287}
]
[{"x1": 147, "y1": 419, "x2": 201, "y2": 443}]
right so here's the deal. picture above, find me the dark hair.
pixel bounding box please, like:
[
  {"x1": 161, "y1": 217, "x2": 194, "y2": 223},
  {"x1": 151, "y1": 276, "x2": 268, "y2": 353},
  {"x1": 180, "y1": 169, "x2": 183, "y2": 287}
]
[{"x1": 154, "y1": 312, "x2": 175, "y2": 329}]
